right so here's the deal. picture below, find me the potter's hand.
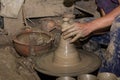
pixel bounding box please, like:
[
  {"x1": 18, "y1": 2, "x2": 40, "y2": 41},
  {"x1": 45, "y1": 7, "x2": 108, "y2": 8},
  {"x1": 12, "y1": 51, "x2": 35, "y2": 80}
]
[{"x1": 62, "y1": 22, "x2": 94, "y2": 42}]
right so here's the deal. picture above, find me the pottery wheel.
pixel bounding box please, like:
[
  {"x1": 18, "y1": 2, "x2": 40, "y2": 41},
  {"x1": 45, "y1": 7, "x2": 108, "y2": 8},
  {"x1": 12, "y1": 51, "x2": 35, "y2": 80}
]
[{"x1": 34, "y1": 49, "x2": 101, "y2": 76}]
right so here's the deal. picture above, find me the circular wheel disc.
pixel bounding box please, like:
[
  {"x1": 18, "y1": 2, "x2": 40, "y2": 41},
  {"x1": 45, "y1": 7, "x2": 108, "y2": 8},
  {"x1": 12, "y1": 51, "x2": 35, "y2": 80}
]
[{"x1": 34, "y1": 50, "x2": 101, "y2": 76}]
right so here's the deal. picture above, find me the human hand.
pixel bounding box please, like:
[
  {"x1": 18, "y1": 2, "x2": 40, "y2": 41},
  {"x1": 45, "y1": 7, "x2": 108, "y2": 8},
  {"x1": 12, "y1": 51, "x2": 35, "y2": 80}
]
[{"x1": 62, "y1": 22, "x2": 94, "y2": 42}]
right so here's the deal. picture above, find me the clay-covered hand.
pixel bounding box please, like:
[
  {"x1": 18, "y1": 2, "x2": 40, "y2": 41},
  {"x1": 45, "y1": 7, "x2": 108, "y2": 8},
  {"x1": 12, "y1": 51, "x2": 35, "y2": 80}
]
[{"x1": 62, "y1": 22, "x2": 94, "y2": 42}]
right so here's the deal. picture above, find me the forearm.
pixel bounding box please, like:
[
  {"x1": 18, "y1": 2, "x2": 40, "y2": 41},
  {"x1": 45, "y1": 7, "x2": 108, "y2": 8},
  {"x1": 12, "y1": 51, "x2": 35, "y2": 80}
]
[{"x1": 89, "y1": 6, "x2": 120, "y2": 31}]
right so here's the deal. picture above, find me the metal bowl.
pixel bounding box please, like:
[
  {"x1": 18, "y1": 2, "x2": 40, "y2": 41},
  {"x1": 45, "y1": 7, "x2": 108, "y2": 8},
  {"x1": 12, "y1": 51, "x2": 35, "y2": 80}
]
[
  {"x1": 56, "y1": 76, "x2": 75, "y2": 80},
  {"x1": 13, "y1": 31, "x2": 53, "y2": 56},
  {"x1": 97, "y1": 72, "x2": 117, "y2": 80},
  {"x1": 77, "y1": 74, "x2": 98, "y2": 80}
]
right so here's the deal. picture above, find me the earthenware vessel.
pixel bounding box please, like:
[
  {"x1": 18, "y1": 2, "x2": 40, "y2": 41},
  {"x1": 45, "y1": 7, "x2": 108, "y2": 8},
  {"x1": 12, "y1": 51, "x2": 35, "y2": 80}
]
[{"x1": 13, "y1": 31, "x2": 53, "y2": 56}]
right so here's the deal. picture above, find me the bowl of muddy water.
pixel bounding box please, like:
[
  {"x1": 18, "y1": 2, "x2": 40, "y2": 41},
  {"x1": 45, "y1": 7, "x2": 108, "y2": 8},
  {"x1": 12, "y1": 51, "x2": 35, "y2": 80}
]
[{"x1": 13, "y1": 31, "x2": 53, "y2": 56}]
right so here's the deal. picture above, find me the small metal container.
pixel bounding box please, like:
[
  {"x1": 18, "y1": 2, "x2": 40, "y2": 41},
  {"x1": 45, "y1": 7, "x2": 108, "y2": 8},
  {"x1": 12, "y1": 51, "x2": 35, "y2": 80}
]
[
  {"x1": 77, "y1": 74, "x2": 98, "y2": 80},
  {"x1": 97, "y1": 72, "x2": 117, "y2": 80},
  {"x1": 56, "y1": 76, "x2": 76, "y2": 80}
]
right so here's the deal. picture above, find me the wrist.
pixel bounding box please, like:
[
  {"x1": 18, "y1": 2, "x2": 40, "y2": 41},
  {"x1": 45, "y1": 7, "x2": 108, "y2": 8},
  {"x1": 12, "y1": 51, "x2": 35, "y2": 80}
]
[{"x1": 86, "y1": 22, "x2": 97, "y2": 33}]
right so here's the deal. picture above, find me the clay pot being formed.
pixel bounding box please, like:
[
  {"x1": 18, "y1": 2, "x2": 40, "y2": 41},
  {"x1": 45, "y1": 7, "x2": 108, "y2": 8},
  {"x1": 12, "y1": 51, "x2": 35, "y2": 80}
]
[{"x1": 13, "y1": 31, "x2": 53, "y2": 57}]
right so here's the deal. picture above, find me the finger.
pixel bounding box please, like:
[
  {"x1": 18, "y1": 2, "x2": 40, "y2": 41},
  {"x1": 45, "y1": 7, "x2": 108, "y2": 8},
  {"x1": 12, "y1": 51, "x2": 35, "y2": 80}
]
[
  {"x1": 62, "y1": 24, "x2": 74, "y2": 32},
  {"x1": 70, "y1": 32, "x2": 83, "y2": 42},
  {"x1": 63, "y1": 27, "x2": 77, "y2": 36},
  {"x1": 63, "y1": 30, "x2": 79, "y2": 39}
]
